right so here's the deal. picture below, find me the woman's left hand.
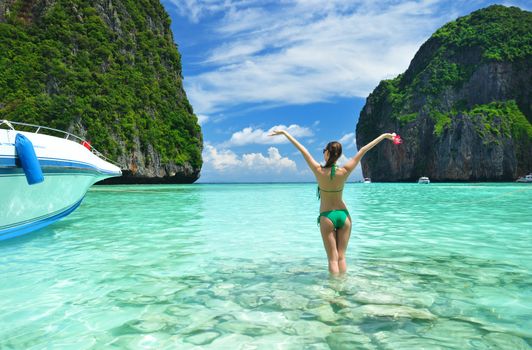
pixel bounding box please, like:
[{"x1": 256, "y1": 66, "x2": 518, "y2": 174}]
[{"x1": 382, "y1": 132, "x2": 397, "y2": 140}]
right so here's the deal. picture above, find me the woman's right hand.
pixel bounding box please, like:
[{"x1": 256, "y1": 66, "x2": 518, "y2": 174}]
[{"x1": 269, "y1": 130, "x2": 287, "y2": 137}]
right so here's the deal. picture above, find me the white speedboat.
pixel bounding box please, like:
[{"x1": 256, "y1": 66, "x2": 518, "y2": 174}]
[
  {"x1": 0, "y1": 120, "x2": 121, "y2": 241},
  {"x1": 363, "y1": 177, "x2": 371, "y2": 183},
  {"x1": 418, "y1": 176, "x2": 430, "y2": 184},
  {"x1": 516, "y1": 174, "x2": 532, "y2": 183}
]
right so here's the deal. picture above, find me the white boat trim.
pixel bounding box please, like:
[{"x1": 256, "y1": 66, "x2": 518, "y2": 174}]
[{"x1": 0, "y1": 155, "x2": 120, "y2": 176}]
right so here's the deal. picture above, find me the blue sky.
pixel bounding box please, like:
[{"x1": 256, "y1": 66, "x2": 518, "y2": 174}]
[{"x1": 160, "y1": 0, "x2": 530, "y2": 183}]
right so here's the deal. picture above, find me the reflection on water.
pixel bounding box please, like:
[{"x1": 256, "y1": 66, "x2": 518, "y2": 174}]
[{"x1": 0, "y1": 183, "x2": 531, "y2": 349}]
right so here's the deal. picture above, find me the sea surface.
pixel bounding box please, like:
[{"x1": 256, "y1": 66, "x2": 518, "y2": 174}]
[{"x1": 0, "y1": 183, "x2": 531, "y2": 349}]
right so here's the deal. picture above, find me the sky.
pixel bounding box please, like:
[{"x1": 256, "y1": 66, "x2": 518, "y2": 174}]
[{"x1": 160, "y1": 0, "x2": 530, "y2": 183}]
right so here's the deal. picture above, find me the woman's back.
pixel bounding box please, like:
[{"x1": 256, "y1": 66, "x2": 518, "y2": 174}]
[{"x1": 316, "y1": 166, "x2": 348, "y2": 212}]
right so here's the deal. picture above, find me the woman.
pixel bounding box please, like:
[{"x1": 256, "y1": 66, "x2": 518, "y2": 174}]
[{"x1": 270, "y1": 130, "x2": 397, "y2": 274}]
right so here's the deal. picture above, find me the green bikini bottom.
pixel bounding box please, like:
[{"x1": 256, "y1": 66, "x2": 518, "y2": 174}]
[{"x1": 317, "y1": 209, "x2": 350, "y2": 229}]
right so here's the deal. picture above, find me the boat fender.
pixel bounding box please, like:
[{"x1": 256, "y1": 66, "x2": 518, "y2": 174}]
[{"x1": 15, "y1": 133, "x2": 44, "y2": 185}]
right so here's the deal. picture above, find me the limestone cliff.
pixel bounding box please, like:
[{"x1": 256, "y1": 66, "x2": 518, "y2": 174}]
[
  {"x1": 356, "y1": 5, "x2": 531, "y2": 181},
  {"x1": 0, "y1": 0, "x2": 202, "y2": 183}
]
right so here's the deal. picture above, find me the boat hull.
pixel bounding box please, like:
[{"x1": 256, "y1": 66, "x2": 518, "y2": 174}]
[
  {"x1": 0, "y1": 129, "x2": 121, "y2": 240},
  {"x1": 0, "y1": 172, "x2": 106, "y2": 240}
]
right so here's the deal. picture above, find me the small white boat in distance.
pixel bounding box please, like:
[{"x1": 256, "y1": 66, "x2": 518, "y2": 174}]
[
  {"x1": 418, "y1": 176, "x2": 430, "y2": 184},
  {"x1": 0, "y1": 120, "x2": 121, "y2": 241},
  {"x1": 363, "y1": 178, "x2": 371, "y2": 183},
  {"x1": 516, "y1": 174, "x2": 532, "y2": 183}
]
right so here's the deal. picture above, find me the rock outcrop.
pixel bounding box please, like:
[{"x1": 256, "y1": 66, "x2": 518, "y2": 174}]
[
  {"x1": 0, "y1": 0, "x2": 202, "y2": 183},
  {"x1": 356, "y1": 5, "x2": 531, "y2": 181}
]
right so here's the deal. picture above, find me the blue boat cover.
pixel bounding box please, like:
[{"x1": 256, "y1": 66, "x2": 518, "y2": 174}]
[{"x1": 15, "y1": 133, "x2": 44, "y2": 185}]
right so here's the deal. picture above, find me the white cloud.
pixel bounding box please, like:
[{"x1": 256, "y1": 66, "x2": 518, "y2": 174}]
[
  {"x1": 202, "y1": 143, "x2": 240, "y2": 171},
  {"x1": 202, "y1": 143, "x2": 297, "y2": 173},
  {"x1": 242, "y1": 147, "x2": 297, "y2": 171},
  {"x1": 165, "y1": 0, "x2": 464, "y2": 114},
  {"x1": 338, "y1": 132, "x2": 357, "y2": 149},
  {"x1": 165, "y1": 0, "x2": 231, "y2": 23},
  {"x1": 338, "y1": 132, "x2": 355, "y2": 144},
  {"x1": 196, "y1": 114, "x2": 209, "y2": 125},
  {"x1": 227, "y1": 124, "x2": 313, "y2": 146},
  {"x1": 200, "y1": 143, "x2": 304, "y2": 182},
  {"x1": 200, "y1": 141, "x2": 363, "y2": 182}
]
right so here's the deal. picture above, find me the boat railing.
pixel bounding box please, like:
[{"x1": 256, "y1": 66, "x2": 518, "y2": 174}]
[{"x1": 0, "y1": 119, "x2": 121, "y2": 168}]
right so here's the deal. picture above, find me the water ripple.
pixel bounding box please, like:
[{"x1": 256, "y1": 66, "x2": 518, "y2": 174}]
[{"x1": 0, "y1": 183, "x2": 531, "y2": 349}]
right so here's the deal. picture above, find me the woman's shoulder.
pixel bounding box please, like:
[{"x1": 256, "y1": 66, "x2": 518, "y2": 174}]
[
  {"x1": 316, "y1": 165, "x2": 348, "y2": 180},
  {"x1": 336, "y1": 166, "x2": 349, "y2": 177}
]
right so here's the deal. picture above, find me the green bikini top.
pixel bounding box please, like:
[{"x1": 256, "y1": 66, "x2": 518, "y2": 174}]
[{"x1": 317, "y1": 164, "x2": 343, "y2": 199}]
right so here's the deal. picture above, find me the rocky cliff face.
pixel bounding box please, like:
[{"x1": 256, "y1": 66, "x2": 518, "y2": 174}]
[
  {"x1": 0, "y1": 0, "x2": 202, "y2": 183},
  {"x1": 356, "y1": 5, "x2": 531, "y2": 181}
]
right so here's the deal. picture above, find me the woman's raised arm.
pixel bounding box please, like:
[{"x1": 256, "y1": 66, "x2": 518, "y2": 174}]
[
  {"x1": 269, "y1": 130, "x2": 321, "y2": 174},
  {"x1": 343, "y1": 133, "x2": 396, "y2": 175}
]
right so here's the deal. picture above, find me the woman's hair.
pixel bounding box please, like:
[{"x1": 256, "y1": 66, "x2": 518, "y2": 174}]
[{"x1": 323, "y1": 141, "x2": 342, "y2": 168}]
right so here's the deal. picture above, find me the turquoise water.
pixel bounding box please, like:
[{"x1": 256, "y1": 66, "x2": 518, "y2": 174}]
[{"x1": 1, "y1": 183, "x2": 531, "y2": 349}]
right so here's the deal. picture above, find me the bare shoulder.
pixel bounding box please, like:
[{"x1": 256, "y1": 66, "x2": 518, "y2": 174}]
[
  {"x1": 315, "y1": 166, "x2": 325, "y2": 177},
  {"x1": 337, "y1": 167, "x2": 349, "y2": 177}
]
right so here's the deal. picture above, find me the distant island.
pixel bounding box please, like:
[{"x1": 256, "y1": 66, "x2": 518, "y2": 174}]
[
  {"x1": 356, "y1": 5, "x2": 531, "y2": 182},
  {"x1": 0, "y1": 0, "x2": 202, "y2": 183}
]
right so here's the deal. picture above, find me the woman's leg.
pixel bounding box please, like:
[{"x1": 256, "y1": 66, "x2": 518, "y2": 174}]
[
  {"x1": 336, "y1": 217, "x2": 352, "y2": 274},
  {"x1": 320, "y1": 217, "x2": 339, "y2": 274}
]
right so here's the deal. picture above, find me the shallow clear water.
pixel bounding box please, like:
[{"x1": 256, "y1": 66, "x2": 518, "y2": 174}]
[{"x1": 1, "y1": 183, "x2": 531, "y2": 349}]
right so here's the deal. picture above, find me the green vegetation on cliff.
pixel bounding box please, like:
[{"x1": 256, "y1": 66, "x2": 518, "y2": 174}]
[
  {"x1": 431, "y1": 100, "x2": 531, "y2": 140},
  {"x1": 432, "y1": 5, "x2": 532, "y2": 61},
  {"x1": 467, "y1": 100, "x2": 532, "y2": 139},
  {"x1": 0, "y1": 0, "x2": 202, "y2": 170},
  {"x1": 370, "y1": 5, "x2": 531, "y2": 139}
]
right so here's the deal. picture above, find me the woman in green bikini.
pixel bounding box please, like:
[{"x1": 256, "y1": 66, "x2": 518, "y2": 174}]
[{"x1": 270, "y1": 130, "x2": 397, "y2": 274}]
